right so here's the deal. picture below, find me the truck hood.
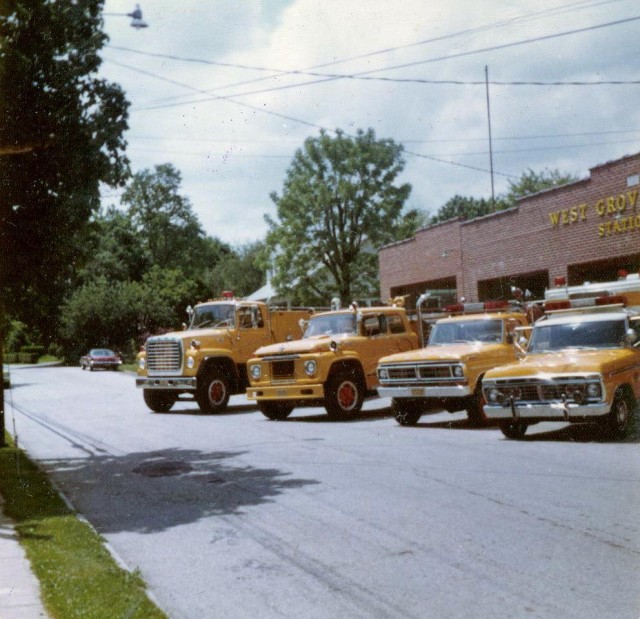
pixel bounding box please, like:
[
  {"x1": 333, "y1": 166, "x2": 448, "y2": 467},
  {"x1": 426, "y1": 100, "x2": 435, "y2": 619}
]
[
  {"x1": 485, "y1": 349, "x2": 638, "y2": 379},
  {"x1": 147, "y1": 328, "x2": 231, "y2": 346},
  {"x1": 378, "y1": 342, "x2": 507, "y2": 365},
  {"x1": 254, "y1": 335, "x2": 343, "y2": 357}
]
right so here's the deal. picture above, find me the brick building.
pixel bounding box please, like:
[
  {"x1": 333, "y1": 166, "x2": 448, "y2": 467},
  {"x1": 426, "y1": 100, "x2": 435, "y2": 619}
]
[{"x1": 378, "y1": 152, "x2": 640, "y2": 308}]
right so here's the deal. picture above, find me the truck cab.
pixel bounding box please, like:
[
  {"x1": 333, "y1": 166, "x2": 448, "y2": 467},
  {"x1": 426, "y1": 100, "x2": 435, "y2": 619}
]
[
  {"x1": 376, "y1": 301, "x2": 529, "y2": 426},
  {"x1": 246, "y1": 304, "x2": 419, "y2": 420}
]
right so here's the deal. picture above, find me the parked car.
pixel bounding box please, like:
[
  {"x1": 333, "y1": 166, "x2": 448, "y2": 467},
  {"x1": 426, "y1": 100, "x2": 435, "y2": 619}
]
[{"x1": 80, "y1": 349, "x2": 122, "y2": 371}]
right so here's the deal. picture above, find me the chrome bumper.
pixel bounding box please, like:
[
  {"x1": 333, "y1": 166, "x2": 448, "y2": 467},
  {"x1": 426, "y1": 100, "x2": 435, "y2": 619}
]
[
  {"x1": 377, "y1": 384, "x2": 472, "y2": 399},
  {"x1": 483, "y1": 401, "x2": 610, "y2": 420},
  {"x1": 136, "y1": 377, "x2": 196, "y2": 391}
]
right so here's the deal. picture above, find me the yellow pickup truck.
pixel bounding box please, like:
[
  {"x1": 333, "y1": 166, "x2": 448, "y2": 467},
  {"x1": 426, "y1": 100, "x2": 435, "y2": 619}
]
[
  {"x1": 136, "y1": 298, "x2": 311, "y2": 413},
  {"x1": 247, "y1": 304, "x2": 419, "y2": 420},
  {"x1": 376, "y1": 302, "x2": 529, "y2": 425},
  {"x1": 482, "y1": 294, "x2": 640, "y2": 440}
]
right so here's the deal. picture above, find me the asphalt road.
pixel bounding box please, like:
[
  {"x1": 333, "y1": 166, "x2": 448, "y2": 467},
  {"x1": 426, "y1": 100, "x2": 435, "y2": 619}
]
[{"x1": 4, "y1": 365, "x2": 640, "y2": 619}]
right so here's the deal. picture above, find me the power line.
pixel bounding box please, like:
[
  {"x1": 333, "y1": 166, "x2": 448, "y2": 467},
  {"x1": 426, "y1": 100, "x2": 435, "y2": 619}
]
[
  {"x1": 106, "y1": 0, "x2": 627, "y2": 105},
  {"x1": 107, "y1": 13, "x2": 640, "y2": 111}
]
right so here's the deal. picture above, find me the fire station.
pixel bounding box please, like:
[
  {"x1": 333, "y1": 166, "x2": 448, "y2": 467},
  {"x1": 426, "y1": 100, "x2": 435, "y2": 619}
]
[{"x1": 378, "y1": 151, "x2": 640, "y2": 309}]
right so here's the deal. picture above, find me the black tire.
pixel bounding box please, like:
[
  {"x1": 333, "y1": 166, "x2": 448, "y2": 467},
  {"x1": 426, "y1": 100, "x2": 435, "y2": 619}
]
[
  {"x1": 196, "y1": 368, "x2": 231, "y2": 414},
  {"x1": 466, "y1": 386, "x2": 488, "y2": 426},
  {"x1": 604, "y1": 389, "x2": 636, "y2": 440},
  {"x1": 324, "y1": 368, "x2": 365, "y2": 418},
  {"x1": 392, "y1": 399, "x2": 422, "y2": 426},
  {"x1": 500, "y1": 420, "x2": 528, "y2": 440},
  {"x1": 143, "y1": 389, "x2": 176, "y2": 413},
  {"x1": 259, "y1": 401, "x2": 294, "y2": 421}
]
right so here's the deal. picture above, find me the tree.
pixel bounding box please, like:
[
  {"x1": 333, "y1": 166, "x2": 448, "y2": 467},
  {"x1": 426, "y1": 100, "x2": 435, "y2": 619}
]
[
  {"x1": 266, "y1": 129, "x2": 418, "y2": 305},
  {"x1": 208, "y1": 241, "x2": 266, "y2": 298},
  {"x1": 429, "y1": 168, "x2": 579, "y2": 225},
  {"x1": 60, "y1": 267, "x2": 201, "y2": 359},
  {"x1": 429, "y1": 195, "x2": 506, "y2": 225},
  {"x1": 0, "y1": 0, "x2": 130, "y2": 338},
  {"x1": 504, "y1": 167, "x2": 578, "y2": 203},
  {"x1": 122, "y1": 164, "x2": 216, "y2": 274}
]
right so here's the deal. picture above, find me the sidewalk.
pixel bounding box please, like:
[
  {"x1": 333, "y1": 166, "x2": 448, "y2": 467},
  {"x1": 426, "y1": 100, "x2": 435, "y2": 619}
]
[{"x1": 0, "y1": 495, "x2": 49, "y2": 619}]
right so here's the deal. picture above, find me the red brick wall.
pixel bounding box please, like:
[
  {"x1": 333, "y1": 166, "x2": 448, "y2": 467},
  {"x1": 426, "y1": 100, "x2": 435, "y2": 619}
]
[{"x1": 379, "y1": 153, "x2": 640, "y2": 302}]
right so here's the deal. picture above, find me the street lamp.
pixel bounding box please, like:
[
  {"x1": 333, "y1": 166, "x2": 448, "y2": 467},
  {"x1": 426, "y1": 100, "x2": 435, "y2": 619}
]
[{"x1": 103, "y1": 4, "x2": 149, "y2": 29}]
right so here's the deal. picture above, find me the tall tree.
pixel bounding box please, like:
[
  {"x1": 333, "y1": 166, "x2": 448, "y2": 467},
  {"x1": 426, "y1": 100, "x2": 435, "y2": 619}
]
[
  {"x1": 208, "y1": 241, "x2": 266, "y2": 298},
  {"x1": 0, "y1": 0, "x2": 130, "y2": 337},
  {"x1": 504, "y1": 167, "x2": 578, "y2": 203},
  {"x1": 122, "y1": 164, "x2": 224, "y2": 274},
  {"x1": 266, "y1": 128, "x2": 418, "y2": 305},
  {"x1": 429, "y1": 168, "x2": 579, "y2": 225}
]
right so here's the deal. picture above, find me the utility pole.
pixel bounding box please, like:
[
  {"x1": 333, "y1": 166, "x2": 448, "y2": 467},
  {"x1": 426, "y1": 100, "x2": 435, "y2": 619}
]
[{"x1": 485, "y1": 65, "x2": 496, "y2": 210}]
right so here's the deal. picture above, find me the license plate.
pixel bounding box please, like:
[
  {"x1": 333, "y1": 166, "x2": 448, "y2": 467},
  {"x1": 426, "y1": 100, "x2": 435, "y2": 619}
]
[
  {"x1": 276, "y1": 389, "x2": 288, "y2": 397},
  {"x1": 410, "y1": 387, "x2": 425, "y2": 396}
]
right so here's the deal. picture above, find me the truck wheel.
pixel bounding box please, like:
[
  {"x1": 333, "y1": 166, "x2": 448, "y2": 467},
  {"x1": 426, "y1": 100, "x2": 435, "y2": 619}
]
[
  {"x1": 325, "y1": 369, "x2": 365, "y2": 418},
  {"x1": 143, "y1": 389, "x2": 176, "y2": 413},
  {"x1": 604, "y1": 390, "x2": 636, "y2": 440},
  {"x1": 259, "y1": 401, "x2": 294, "y2": 421},
  {"x1": 500, "y1": 421, "x2": 528, "y2": 440},
  {"x1": 196, "y1": 369, "x2": 231, "y2": 414},
  {"x1": 392, "y1": 399, "x2": 422, "y2": 426},
  {"x1": 466, "y1": 387, "x2": 488, "y2": 426}
]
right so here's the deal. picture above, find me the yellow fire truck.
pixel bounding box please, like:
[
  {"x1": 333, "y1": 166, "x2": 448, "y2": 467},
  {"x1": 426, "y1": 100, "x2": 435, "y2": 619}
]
[
  {"x1": 376, "y1": 299, "x2": 529, "y2": 425},
  {"x1": 246, "y1": 304, "x2": 419, "y2": 420},
  {"x1": 136, "y1": 297, "x2": 312, "y2": 413},
  {"x1": 482, "y1": 272, "x2": 640, "y2": 440}
]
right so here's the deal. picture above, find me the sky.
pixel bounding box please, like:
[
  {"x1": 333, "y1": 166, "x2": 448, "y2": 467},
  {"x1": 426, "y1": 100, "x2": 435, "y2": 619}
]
[{"x1": 99, "y1": 0, "x2": 640, "y2": 246}]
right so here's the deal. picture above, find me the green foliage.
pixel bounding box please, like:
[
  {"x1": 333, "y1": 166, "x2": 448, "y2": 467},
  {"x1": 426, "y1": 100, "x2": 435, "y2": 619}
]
[
  {"x1": 0, "y1": 0, "x2": 130, "y2": 340},
  {"x1": 60, "y1": 267, "x2": 201, "y2": 358},
  {"x1": 266, "y1": 128, "x2": 416, "y2": 305},
  {"x1": 503, "y1": 167, "x2": 578, "y2": 203},
  {"x1": 429, "y1": 168, "x2": 579, "y2": 225},
  {"x1": 122, "y1": 163, "x2": 225, "y2": 274},
  {"x1": 429, "y1": 195, "x2": 505, "y2": 225},
  {"x1": 208, "y1": 241, "x2": 266, "y2": 298}
]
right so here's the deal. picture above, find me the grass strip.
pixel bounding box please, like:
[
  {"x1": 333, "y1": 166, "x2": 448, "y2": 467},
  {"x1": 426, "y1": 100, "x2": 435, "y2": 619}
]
[{"x1": 0, "y1": 433, "x2": 167, "y2": 619}]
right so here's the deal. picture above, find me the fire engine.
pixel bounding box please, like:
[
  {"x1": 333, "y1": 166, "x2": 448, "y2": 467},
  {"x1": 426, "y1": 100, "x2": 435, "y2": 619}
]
[
  {"x1": 482, "y1": 272, "x2": 640, "y2": 439},
  {"x1": 376, "y1": 298, "x2": 529, "y2": 425},
  {"x1": 246, "y1": 303, "x2": 419, "y2": 420},
  {"x1": 136, "y1": 295, "x2": 312, "y2": 413}
]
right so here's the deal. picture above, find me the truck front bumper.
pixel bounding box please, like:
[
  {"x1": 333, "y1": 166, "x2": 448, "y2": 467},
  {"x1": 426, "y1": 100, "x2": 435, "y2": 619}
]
[
  {"x1": 377, "y1": 384, "x2": 472, "y2": 399},
  {"x1": 136, "y1": 377, "x2": 197, "y2": 391},
  {"x1": 483, "y1": 401, "x2": 610, "y2": 421},
  {"x1": 247, "y1": 383, "x2": 325, "y2": 401}
]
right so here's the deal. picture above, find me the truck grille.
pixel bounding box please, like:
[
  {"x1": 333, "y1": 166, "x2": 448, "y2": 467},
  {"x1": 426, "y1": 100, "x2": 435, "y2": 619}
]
[
  {"x1": 383, "y1": 363, "x2": 461, "y2": 383},
  {"x1": 146, "y1": 338, "x2": 182, "y2": 374},
  {"x1": 271, "y1": 359, "x2": 295, "y2": 381}
]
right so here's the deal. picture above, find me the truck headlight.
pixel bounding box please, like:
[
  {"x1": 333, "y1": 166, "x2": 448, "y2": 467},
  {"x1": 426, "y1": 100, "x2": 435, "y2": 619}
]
[
  {"x1": 186, "y1": 356, "x2": 195, "y2": 369},
  {"x1": 487, "y1": 387, "x2": 502, "y2": 404},
  {"x1": 304, "y1": 360, "x2": 317, "y2": 376},
  {"x1": 250, "y1": 364, "x2": 262, "y2": 380},
  {"x1": 453, "y1": 365, "x2": 464, "y2": 378},
  {"x1": 586, "y1": 382, "x2": 602, "y2": 399},
  {"x1": 378, "y1": 367, "x2": 388, "y2": 380}
]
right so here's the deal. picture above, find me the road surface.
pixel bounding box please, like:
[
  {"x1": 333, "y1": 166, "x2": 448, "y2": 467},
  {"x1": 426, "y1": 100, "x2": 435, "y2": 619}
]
[{"x1": 4, "y1": 365, "x2": 640, "y2": 618}]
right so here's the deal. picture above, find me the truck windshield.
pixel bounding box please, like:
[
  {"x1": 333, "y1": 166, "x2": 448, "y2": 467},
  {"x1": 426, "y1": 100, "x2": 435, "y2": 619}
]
[
  {"x1": 190, "y1": 304, "x2": 235, "y2": 329},
  {"x1": 428, "y1": 319, "x2": 503, "y2": 345},
  {"x1": 528, "y1": 318, "x2": 626, "y2": 352},
  {"x1": 304, "y1": 314, "x2": 357, "y2": 337}
]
